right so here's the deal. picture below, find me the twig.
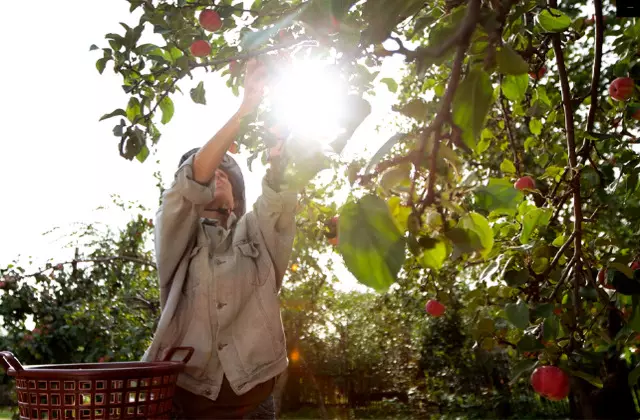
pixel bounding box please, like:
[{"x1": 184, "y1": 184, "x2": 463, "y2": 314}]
[
  {"x1": 550, "y1": 0, "x2": 584, "y2": 352},
  {"x1": 17, "y1": 256, "x2": 157, "y2": 281},
  {"x1": 411, "y1": 0, "x2": 481, "y2": 60},
  {"x1": 586, "y1": 0, "x2": 604, "y2": 133},
  {"x1": 182, "y1": 1, "x2": 301, "y2": 17},
  {"x1": 410, "y1": 0, "x2": 480, "y2": 209},
  {"x1": 549, "y1": 256, "x2": 577, "y2": 301},
  {"x1": 190, "y1": 40, "x2": 317, "y2": 69},
  {"x1": 499, "y1": 90, "x2": 521, "y2": 177},
  {"x1": 542, "y1": 231, "x2": 576, "y2": 279}
]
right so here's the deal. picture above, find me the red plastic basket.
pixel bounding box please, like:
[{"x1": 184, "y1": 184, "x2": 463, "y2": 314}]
[{"x1": 0, "y1": 347, "x2": 193, "y2": 420}]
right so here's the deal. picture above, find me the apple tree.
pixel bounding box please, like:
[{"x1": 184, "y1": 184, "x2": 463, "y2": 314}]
[{"x1": 94, "y1": 0, "x2": 640, "y2": 417}]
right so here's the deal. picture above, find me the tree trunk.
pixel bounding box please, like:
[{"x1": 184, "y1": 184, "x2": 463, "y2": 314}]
[
  {"x1": 307, "y1": 369, "x2": 328, "y2": 420},
  {"x1": 569, "y1": 308, "x2": 638, "y2": 419}
]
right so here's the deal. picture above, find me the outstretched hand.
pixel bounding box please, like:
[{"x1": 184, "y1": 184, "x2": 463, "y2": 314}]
[{"x1": 238, "y1": 58, "x2": 267, "y2": 116}]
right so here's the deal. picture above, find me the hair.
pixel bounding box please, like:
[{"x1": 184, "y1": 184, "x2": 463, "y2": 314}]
[{"x1": 178, "y1": 148, "x2": 246, "y2": 217}]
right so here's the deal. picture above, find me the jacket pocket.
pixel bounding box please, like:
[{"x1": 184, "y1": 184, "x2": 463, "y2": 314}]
[{"x1": 236, "y1": 240, "x2": 272, "y2": 287}]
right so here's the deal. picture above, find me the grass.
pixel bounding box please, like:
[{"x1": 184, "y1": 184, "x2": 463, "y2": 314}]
[{"x1": 0, "y1": 407, "x2": 12, "y2": 420}]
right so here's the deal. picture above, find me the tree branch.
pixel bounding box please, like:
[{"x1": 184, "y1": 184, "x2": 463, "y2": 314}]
[
  {"x1": 550, "y1": 0, "x2": 583, "y2": 351},
  {"x1": 499, "y1": 90, "x2": 521, "y2": 177},
  {"x1": 410, "y1": 0, "x2": 481, "y2": 210},
  {"x1": 19, "y1": 256, "x2": 157, "y2": 280},
  {"x1": 542, "y1": 231, "x2": 576, "y2": 280},
  {"x1": 190, "y1": 40, "x2": 317, "y2": 69},
  {"x1": 586, "y1": 0, "x2": 604, "y2": 133}
]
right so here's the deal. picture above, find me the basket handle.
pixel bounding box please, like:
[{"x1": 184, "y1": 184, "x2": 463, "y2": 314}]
[
  {"x1": 162, "y1": 347, "x2": 194, "y2": 364},
  {"x1": 0, "y1": 351, "x2": 24, "y2": 373}
]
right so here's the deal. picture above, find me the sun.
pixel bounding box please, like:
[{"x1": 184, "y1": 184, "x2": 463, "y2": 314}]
[{"x1": 268, "y1": 59, "x2": 348, "y2": 143}]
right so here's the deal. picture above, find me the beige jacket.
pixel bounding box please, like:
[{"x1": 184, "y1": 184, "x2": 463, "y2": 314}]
[{"x1": 142, "y1": 154, "x2": 297, "y2": 400}]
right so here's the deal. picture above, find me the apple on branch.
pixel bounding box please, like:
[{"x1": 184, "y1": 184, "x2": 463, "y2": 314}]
[
  {"x1": 199, "y1": 10, "x2": 222, "y2": 32},
  {"x1": 609, "y1": 77, "x2": 635, "y2": 101},
  {"x1": 530, "y1": 366, "x2": 570, "y2": 401}
]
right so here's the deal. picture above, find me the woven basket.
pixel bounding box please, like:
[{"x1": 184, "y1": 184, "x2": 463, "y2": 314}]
[{"x1": 0, "y1": 347, "x2": 193, "y2": 420}]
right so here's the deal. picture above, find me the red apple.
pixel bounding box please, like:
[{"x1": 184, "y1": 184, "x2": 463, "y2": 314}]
[
  {"x1": 328, "y1": 237, "x2": 338, "y2": 246},
  {"x1": 514, "y1": 176, "x2": 536, "y2": 191},
  {"x1": 609, "y1": 77, "x2": 635, "y2": 101},
  {"x1": 199, "y1": 10, "x2": 222, "y2": 32},
  {"x1": 632, "y1": 108, "x2": 640, "y2": 121},
  {"x1": 529, "y1": 66, "x2": 546, "y2": 80},
  {"x1": 584, "y1": 16, "x2": 595, "y2": 26},
  {"x1": 425, "y1": 299, "x2": 446, "y2": 317},
  {"x1": 553, "y1": 307, "x2": 562, "y2": 316},
  {"x1": 530, "y1": 366, "x2": 570, "y2": 401},
  {"x1": 190, "y1": 40, "x2": 212, "y2": 57},
  {"x1": 0, "y1": 281, "x2": 5, "y2": 289},
  {"x1": 228, "y1": 142, "x2": 238, "y2": 154},
  {"x1": 631, "y1": 261, "x2": 640, "y2": 271}
]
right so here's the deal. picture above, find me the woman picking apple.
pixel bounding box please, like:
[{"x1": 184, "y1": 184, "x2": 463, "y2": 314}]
[{"x1": 142, "y1": 58, "x2": 298, "y2": 419}]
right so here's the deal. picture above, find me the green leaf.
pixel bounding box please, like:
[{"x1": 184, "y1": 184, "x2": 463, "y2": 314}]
[
  {"x1": 158, "y1": 96, "x2": 174, "y2": 125},
  {"x1": 533, "y1": 303, "x2": 554, "y2": 319},
  {"x1": 504, "y1": 269, "x2": 529, "y2": 287},
  {"x1": 565, "y1": 368, "x2": 603, "y2": 388},
  {"x1": 337, "y1": 195, "x2": 406, "y2": 292},
  {"x1": 543, "y1": 316, "x2": 559, "y2": 341},
  {"x1": 190, "y1": 81, "x2": 207, "y2": 105},
  {"x1": 459, "y1": 212, "x2": 494, "y2": 258},
  {"x1": 517, "y1": 334, "x2": 544, "y2": 351},
  {"x1": 380, "y1": 164, "x2": 411, "y2": 192},
  {"x1": 496, "y1": 45, "x2": 529, "y2": 75},
  {"x1": 536, "y1": 8, "x2": 571, "y2": 32},
  {"x1": 630, "y1": 296, "x2": 640, "y2": 332},
  {"x1": 474, "y1": 178, "x2": 523, "y2": 217},
  {"x1": 629, "y1": 363, "x2": 640, "y2": 387},
  {"x1": 96, "y1": 57, "x2": 109, "y2": 74},
  {"x1": 520, "y1": 207, "x2": 552, "y2": 244},
  {"x1": 99, "y1": 109, "x2": 127, "y2": 122},
  {"x1": 126, "y1": 97, "x2": 141, "y2": 123},
  {"x1": 529, "y1": 118, "x2": 543, "y2": 135},
  {"x1": 89, "y1": 44, "x2": 99, "y2": 51},
  {"x1": 500, "y1": 159, "x2": 517, "y2": 175},
  {"x1": 505, "y1": 300, "x2": 529, "y2": 329},
  {"x1": 395, "y1": 99, "x2": 428, "y2": 121},
  {"x1": 452, "y1": 69, "x2": 494, "y2": 149},
  {"x1": 420, "y1": 240, "x2": 448, "y2": 270},
  {"x1": 380, "y1": 77, "x2": 398, "y2": 93},
  {"x1": 509, "y1": 359, "x2": 539, "y2": 384},
  {"x1": 477, "y1": 317, "x2": 495, "y2": 335},
  {"x1": 365, "y1": 133, "x2": 406, "y2": 173},
  {"x1": 136, "y1": 144, "x2": 150, "y2": 163},
  {"x1": 502, "y1": 74, "x2": 529, "y2": 102}
]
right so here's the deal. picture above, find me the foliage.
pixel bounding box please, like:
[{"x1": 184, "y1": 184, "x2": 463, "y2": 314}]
[
  {"x1": 43, "y1": 0, "x2": 640, "y2": 415},
  {"x1": 0, "y1": 198, "x2": 158, "y2": 367}
]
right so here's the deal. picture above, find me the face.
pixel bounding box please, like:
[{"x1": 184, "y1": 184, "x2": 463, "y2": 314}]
[{"x1": 204, "y1": 168, "x2": 235, "y2": 213}]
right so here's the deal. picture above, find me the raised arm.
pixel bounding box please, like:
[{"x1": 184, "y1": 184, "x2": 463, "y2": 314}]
[{"x1": 155, "y1": 59, "x2": 266, "y2": 305}]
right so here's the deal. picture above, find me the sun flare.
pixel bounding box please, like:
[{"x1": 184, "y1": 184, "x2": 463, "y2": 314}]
[{"x1": 269, "y1": 59, "x2": 347, "y2": 143}]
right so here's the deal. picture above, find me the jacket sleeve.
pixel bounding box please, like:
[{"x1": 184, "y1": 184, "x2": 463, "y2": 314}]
[
  {"x1": 155, "y1": 154, "x2": 215, "y2": 306},
  {"x1": 252, "y1": 176, "x2": 298, "y2": 291}
]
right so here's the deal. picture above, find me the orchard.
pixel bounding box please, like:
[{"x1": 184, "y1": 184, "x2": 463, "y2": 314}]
[{"x1": 2, "y1": 0, "x2": 640, "y2": 418}]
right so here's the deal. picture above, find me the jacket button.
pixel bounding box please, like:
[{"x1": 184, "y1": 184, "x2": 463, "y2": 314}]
[
  {"x1": 217, "y1": 302, "x2": 227, "y2": 309},
  {"x1": 218, "y1": 343, "x2": 227, "y2": 351}
]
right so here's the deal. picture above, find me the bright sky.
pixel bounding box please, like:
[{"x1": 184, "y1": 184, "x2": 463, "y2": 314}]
[{"x1": 0, "y1": 0, "x2": 405, "y2": 293}]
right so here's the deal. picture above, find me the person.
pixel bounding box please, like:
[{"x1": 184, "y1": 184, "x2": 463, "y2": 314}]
[{"x1": 141, "y1": 58, "x2": 298, "y2": 419}]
